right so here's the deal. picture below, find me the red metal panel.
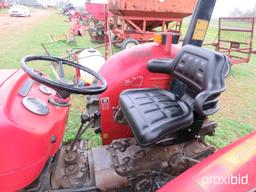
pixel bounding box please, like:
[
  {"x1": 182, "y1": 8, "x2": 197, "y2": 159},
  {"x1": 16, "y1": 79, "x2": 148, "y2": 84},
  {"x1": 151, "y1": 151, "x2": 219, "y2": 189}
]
[
  {"x1": 85, "y1": 3, "x2": 106, "y2": 21},
  {"x1": 99, "y1": 43, "x2": 181, "y2": 144},
  {"x1": 108, "y1": 0, "x2": 196, "y2": 18},
  {"x1": 158, "y1": 131, "x2": 256, "y2": 192},
  {"x1": 0, "y1": 70, "x2": 69, "y2": 191}
]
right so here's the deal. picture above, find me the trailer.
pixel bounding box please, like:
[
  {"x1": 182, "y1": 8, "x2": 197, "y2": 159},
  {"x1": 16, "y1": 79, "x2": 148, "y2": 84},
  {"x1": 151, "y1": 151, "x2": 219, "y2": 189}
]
[
  {"x1": 204, "y1": 17, "x2": 255, "y2": 65},
  {"x1": 108, "y1": 0, "x2": 196, "y2": 49},
  {"x1": 85, "y1": 3, "x2": 106, "y2": 21},
  {"x1": 84, "y1": 3, "x2": 107, "y2": 42}
]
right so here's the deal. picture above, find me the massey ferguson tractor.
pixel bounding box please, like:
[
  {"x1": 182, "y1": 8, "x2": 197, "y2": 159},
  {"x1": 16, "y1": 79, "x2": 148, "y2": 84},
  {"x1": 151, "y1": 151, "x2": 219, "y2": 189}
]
[{"x1": 1, "y1": 0, "x2": 255, "y2": 192}]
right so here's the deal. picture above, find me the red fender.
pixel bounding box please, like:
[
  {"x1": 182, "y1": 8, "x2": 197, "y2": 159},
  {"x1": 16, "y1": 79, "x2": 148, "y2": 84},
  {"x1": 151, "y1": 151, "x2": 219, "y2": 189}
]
[
  {"x1": 0, "y1": 70, "x2": 69, "y2": 191},
  {"x1": 99, "y1": 42, "x2": 180, "y2": 144},
  {"x1": 158, "y1": 132, "x2": 256, "y2": 192}
]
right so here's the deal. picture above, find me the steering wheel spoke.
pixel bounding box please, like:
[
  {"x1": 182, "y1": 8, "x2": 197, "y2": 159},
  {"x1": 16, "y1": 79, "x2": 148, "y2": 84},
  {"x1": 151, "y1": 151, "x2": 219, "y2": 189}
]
[
  {"x1": 57, "y1": 60, "x2": 66, "y2": 79},
  {"x1": 20, "y1": 55, "x2": 107, "y2": 98}
]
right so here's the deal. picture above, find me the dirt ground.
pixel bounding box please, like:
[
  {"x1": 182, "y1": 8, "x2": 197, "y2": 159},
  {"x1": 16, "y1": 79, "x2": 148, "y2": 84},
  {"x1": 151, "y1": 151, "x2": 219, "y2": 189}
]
[{"x1": 0, "y1": 9, "x2": 49, "y2": 37}]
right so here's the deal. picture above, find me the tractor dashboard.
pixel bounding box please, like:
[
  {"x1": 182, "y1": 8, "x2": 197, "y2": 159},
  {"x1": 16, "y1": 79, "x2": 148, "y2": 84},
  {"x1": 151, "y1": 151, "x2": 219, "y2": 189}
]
[{"x1": 0, "y1": 69, "x2": 69, "y2": 189}]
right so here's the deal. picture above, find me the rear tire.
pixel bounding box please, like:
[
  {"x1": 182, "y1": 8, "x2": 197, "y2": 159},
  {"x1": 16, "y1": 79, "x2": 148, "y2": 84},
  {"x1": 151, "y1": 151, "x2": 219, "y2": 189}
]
[
  {"x1": 121, "y1": 38, "x2": 139, "y2": 50},
  {"x1": 112, "y1": 35, "x2": 122, "y2": 48}
]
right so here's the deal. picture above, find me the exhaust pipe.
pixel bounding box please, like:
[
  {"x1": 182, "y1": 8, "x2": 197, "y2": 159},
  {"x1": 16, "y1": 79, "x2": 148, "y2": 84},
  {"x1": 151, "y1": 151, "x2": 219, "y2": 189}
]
[{"x1": 183, "y1": 0, "x2": 217, "y2": 47}]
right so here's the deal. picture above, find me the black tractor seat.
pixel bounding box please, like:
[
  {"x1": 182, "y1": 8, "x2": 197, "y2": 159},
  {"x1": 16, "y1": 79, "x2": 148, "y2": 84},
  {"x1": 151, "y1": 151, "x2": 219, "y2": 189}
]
[
  {"x1": 119, "y1": 45, "x2": 230, "y2": 147},
  {"x1": 119, "y1": 88, "x2": 193, "y2": 146}
]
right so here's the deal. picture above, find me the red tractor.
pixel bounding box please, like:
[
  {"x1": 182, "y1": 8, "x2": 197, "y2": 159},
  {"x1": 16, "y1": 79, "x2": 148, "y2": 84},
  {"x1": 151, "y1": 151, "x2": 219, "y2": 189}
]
[
  {"x1": 69, "y1": 10, "x2": 90, "y2": 37},
  {"x1": 0, "y1": 0, "x2": 254, "y2": 192},
  {"x1": 0, "y1": 0, "x2": 9, "y2": 9}
]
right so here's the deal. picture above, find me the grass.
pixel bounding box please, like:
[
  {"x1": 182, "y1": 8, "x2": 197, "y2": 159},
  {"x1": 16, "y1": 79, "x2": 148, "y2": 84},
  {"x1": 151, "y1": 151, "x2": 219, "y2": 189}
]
[
  {"x1": 0, "y1": 10, "x2": 99, "y2": 67},
  {"x1": 0, "y1": 8, "x2": 102, "y2": 146},
  {"x1": 0, "y1": 9, "x2": 8, "y2": 14},
  {"x1": 206, "y1": 63, "x2": 256, "y2": 148},
  {"x1": 0, "y1": 9, "x2": 256, "y2": 149},
  {"x1": 190, "y1": 19, "x2": 256, "y2": 148}
]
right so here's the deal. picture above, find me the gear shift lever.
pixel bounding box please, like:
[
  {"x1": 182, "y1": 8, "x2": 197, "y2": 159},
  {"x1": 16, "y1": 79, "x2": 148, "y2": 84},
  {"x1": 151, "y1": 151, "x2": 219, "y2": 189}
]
[{"x1": 69, "y1": 111, "x2": 101, "y2": 152}]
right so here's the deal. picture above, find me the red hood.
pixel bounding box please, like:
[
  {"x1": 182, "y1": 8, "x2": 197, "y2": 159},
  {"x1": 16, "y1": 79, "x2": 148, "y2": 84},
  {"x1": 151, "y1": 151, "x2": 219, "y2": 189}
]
[{"x1": 0, "y1": 69, "x2": 18, "y2": 87}]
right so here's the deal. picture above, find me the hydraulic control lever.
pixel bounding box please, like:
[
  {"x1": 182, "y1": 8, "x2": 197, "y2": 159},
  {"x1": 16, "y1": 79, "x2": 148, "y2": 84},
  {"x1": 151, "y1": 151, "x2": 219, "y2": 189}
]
[{"x1": 69, "y1": 111, "x2": 101, "y2": 152}]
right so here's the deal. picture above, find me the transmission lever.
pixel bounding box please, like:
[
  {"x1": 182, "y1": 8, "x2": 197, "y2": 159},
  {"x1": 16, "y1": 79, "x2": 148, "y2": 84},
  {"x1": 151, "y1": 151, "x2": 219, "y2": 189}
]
[
  {"x1": 81, "y1": 112, "x2": 90, "y2": 123},
  {"x1": 78, "y1": 111, "x2": 101, "y2": 137},
  {"x1": 69, "y1": 111, "x2": 101, "y2": 152},
  {"x1": 93, "y1": 111, "x2": 101, "y2": 119}
]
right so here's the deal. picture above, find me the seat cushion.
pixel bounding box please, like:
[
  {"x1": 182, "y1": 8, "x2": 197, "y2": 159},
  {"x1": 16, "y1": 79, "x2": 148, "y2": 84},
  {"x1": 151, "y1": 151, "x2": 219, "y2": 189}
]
[{"x1": 119, "y1": 88, "x2": 193, "y2": 147}]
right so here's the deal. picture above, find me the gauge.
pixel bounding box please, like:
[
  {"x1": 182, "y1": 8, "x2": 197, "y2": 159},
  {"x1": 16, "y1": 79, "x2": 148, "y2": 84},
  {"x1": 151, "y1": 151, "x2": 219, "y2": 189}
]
[
  {"x1": 39, "y1": 85, "x2": 54, "y2": 95},
  {"x1": 22, "y1": 96, "x2": 49, "y2": 115}
]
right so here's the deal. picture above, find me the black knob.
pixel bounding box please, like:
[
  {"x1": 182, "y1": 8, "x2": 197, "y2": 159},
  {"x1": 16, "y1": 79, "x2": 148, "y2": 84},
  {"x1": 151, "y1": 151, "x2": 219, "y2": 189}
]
[
  {"x1": 94, "y1": 111, "x2": 101, "y2": 118},
  {"x1": 81, "y1": 113, "x2": 90, "y2": 123}
]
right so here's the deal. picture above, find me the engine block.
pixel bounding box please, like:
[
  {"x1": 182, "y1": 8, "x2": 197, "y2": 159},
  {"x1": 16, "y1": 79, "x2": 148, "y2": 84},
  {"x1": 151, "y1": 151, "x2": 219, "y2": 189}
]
[
  {"x1": 48, "y1": 138, "x2": 214, "y2": 192},
  {"x1": 107, "y1": 138, "x2": 214, "y2": 191}
]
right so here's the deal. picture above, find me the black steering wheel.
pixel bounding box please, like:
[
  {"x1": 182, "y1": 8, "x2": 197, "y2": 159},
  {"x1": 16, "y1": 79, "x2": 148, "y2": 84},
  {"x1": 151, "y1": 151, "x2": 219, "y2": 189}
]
[{"x1": 21, "y1": 55, "x2": 107, "y2": 98}]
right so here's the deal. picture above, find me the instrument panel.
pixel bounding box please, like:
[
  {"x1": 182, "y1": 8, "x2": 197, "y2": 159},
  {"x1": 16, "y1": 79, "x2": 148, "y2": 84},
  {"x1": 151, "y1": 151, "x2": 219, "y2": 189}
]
[{"x1": 0, "y1": 69, "x2": 70, "y2": 192}]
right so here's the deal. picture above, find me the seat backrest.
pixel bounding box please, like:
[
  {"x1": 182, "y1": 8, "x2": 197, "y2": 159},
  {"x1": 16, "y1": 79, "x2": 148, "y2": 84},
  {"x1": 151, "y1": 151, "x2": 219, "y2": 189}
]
[{"x1": 169, "y1": 45, "x2": 230, "y2": 116}]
